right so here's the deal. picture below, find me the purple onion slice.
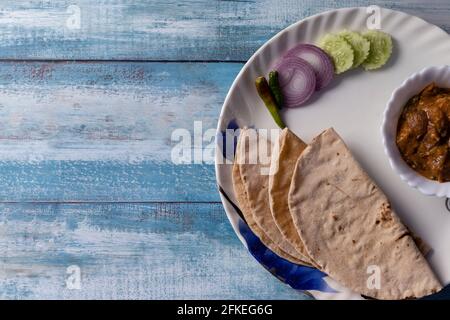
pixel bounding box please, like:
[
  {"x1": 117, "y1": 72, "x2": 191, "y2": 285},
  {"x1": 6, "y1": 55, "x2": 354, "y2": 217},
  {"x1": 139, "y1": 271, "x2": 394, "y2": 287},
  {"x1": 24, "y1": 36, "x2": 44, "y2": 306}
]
[
  {"x1": 285, "y1": 43, "x2": 334, "y2": 90},
  {"x1": 275, "y1": 56, "x2": 316, "y2": 108}
]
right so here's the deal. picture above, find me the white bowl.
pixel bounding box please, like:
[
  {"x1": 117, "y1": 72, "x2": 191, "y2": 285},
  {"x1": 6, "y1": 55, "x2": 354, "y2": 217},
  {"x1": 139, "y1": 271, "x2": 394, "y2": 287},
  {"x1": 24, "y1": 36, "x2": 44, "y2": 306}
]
[{"x1": 382, "y1": 65, "x2": 450, "y2": 197}]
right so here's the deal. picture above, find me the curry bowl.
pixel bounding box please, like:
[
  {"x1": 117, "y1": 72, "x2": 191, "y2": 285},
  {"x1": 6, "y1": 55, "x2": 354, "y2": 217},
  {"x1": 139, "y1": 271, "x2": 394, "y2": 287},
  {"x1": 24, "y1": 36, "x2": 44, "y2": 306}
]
[{"x1": 382, "y1": 65, "x2": 450, "y2": 197}]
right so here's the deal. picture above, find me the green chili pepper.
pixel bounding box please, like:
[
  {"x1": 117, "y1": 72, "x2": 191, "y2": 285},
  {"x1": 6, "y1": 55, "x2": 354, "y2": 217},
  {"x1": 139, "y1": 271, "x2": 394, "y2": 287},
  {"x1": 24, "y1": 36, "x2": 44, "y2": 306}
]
[
  {"x1": 255, "y1": 76, "x2": 286, "y2": 129},
  {"x1": 268, "y1": 70, "x2": 283, "y2": 109}
]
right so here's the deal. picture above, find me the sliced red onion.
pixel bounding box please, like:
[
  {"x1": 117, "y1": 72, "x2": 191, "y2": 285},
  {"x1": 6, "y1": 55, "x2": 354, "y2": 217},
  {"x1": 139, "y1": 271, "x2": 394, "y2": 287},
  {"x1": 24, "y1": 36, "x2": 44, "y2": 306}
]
[
  {"x1": 275, "y1": 56, "x2": 316, "y2": 108},
  {"x1": 285, "y1": 44, "x2": 334, "y2": 91}
]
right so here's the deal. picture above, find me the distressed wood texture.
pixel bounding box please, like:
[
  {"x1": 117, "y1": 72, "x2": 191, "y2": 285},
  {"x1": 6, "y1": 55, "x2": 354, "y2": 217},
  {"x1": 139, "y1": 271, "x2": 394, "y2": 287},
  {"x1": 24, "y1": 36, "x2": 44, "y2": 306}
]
[
  {"x1": 0, "y1": 61, "x2": 240, "y2": 201},
  {"x1": 0, "y1": 0, "x2": 448, "y2": 299},
  {"x1": 0, "y1": 202, "x2": 309, "y2": 299},
  {"x1": 0, "y1": 0, "x2": 447, "y2": 61}
]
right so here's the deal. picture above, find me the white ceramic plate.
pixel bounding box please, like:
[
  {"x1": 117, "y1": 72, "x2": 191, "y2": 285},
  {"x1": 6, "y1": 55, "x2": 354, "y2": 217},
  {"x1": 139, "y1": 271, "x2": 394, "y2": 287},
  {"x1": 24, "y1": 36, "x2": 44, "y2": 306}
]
[{"x1": 215, "y1": 7, "x2": 450, "y2": 299}]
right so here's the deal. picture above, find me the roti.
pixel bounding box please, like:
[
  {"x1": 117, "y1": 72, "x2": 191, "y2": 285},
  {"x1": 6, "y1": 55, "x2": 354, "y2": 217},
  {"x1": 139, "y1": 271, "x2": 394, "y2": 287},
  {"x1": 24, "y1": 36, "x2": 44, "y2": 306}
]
[
  {"x1": 268, "y1": 128, "x2": 316, "y2": 266},
  {"x1": 288, "y1": 128, "x2": 442, "y2": 299},
  {"x1": 232, "y1": 161, "x2": 304, "y2": 264},
  {"x1": 235, "y1": 128, "x2": 312, "y2": 265}
]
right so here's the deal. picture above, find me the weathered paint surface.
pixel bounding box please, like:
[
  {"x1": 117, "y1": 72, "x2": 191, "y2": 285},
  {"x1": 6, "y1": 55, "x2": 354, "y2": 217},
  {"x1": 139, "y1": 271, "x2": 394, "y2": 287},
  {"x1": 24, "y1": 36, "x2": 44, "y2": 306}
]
[
  {"x1": 0, "y1": 62, "x2": 240, "y2": 201},
  {"x1": 0, "y1": 0, "x2": 447, "y2": 60},
  {"x1": 0, "y1": 202, "x2": 309, "y2": 299},
  {"x1": 0, "y1": 0, "x2": 448, "y2": 299}
]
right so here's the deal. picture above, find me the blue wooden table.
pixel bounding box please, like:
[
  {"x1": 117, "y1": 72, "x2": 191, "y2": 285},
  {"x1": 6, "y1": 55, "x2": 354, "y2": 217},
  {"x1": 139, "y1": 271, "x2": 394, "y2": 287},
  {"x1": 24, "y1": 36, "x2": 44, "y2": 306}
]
[{"x1": 0, "y1": 0, "x2": 448, "y2": 299}]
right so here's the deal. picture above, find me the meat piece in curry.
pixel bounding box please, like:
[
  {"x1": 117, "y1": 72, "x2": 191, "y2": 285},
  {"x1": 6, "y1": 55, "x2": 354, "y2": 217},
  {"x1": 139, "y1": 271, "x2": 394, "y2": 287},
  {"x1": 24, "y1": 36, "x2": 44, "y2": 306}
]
[{"x1": 396, "y1": 83, "x2": 450, "y2": 182}]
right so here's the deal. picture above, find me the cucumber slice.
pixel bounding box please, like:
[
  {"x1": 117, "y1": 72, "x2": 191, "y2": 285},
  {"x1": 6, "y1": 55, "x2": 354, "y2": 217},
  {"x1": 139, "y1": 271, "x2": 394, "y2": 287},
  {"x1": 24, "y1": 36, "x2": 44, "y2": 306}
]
[
  {"x1": 362, "y1": 30, "x2": 393, "y2": 70},
  {"x1": 318, "y1": 34, "x2": 354, "y2": 74},
  {"x1": 339, "y1": 30, "x2": 370, "y2": 68}
]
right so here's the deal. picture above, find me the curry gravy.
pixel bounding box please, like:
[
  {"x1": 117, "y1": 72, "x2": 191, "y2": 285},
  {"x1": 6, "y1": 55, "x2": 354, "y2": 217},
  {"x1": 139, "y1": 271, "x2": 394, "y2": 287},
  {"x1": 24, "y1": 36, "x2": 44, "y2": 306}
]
[{"x1": 397, "y1": 83, "x2": 450, "y2": 182}]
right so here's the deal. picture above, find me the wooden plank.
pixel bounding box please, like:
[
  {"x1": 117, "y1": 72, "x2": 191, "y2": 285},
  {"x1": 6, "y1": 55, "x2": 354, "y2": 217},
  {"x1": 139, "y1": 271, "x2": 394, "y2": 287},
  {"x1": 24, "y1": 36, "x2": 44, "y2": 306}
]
[
  {"x1": 0, "y1": 61, "x2": 241, "y2": 201},
  {"x1": 0, "y1": 0, "x2": 447, "y2": 61},
  {"x1": 0, "y1": 202, "x2": 308, "y2": 299}
]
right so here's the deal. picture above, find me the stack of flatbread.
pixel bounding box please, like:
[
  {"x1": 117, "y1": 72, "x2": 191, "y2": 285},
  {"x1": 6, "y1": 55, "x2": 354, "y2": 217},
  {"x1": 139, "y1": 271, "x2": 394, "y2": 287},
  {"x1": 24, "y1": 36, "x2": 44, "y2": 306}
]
[{"x1": 232, "y1": 127, "x2": 442, "y2": 299}]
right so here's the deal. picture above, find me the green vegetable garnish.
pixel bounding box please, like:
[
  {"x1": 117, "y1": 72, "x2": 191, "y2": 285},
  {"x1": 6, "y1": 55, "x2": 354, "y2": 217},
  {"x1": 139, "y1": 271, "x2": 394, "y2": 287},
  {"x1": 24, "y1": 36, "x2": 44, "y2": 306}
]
[
  {"x1": 339, "y1": 30, "x2": 370, "y2": 68},
  {"x1": 362, "y1": 30, "x2": 393, "y2": 70},
  {"x1": 268, "y1": 70, "x2": 284, "y2": 109},
  {"x1": 255, "y1": 76, "x2": 286, "y2": 129},
  {"x1": 318, "y1": 33, "x2": 354, "y2": 74}
]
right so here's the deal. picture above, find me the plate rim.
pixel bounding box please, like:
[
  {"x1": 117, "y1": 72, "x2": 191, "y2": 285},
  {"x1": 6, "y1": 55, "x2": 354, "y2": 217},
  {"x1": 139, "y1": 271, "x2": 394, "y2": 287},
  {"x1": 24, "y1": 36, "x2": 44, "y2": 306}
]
[{"x1": 214, "y1": 6, "x2": 450, "y2": 299}]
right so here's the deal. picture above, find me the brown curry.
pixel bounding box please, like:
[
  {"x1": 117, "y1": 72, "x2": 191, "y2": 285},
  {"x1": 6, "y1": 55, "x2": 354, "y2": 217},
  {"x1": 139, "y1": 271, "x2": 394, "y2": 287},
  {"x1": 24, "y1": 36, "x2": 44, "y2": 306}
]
[{"x1": 396, "y1": 83, "x2": 450, "y2": 182}]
